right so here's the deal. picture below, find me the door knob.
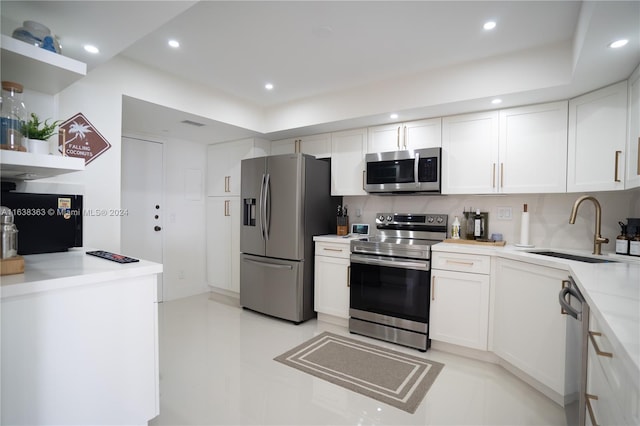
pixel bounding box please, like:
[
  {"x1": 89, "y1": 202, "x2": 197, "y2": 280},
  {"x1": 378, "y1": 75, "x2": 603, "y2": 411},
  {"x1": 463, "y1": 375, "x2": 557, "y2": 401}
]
[{"x1": 154, "y1": 226, "x2": 162, "y2": 232}]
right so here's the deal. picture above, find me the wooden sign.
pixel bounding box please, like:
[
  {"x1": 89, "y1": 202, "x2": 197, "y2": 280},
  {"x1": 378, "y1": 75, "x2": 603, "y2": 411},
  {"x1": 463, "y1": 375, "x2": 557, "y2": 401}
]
[{"x1": 58, "y1": 112, "x2": 111, "y2": 165}]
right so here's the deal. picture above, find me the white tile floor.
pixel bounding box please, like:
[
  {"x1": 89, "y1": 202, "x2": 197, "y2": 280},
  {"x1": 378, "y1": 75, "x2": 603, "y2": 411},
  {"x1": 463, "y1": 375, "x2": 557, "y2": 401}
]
[{"x1": 150, "y1": 292, "x2": 566, "y2": 426}]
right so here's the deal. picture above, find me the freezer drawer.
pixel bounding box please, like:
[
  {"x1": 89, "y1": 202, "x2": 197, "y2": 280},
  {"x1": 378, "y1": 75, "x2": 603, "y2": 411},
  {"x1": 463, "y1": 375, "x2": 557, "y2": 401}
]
[{"x1": 239, "y1": 254, "x2": 308, "y2": 323}]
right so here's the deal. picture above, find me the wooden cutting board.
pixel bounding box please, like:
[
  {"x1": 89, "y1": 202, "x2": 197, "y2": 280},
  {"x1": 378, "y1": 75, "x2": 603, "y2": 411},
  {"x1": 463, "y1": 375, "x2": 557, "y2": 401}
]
[
  {"x1": 443, "y1": 238, "x2": 506, "y2": 246},
  {"x1": 1, "y1": 256, "x2": 25, "y2": 275}
]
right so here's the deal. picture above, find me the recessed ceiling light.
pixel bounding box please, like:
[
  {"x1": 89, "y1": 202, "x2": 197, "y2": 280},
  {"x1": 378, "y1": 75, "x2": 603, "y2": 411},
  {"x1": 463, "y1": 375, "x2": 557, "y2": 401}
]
[
  {"x1": 491, "y1": 98, "x2": 502, "y2": 105},
  {"x1": 265, "y1": 83, "x2": 274, "y2": 90},
  {"x1": 390, "y1": 113, "x2": 399, "y2": 119},
  {"x1": 168, "y1": 39, "x2": 180, "y2": 48},
  {"x1": 609, "y1": 39, "x2": 629, "y2": 48},
  {"x1": 83, "y1": 44, "x2": 99, "y2": 54},
  {"x1": 483, "y1": 21, "x2": 497, "y2": 31}
]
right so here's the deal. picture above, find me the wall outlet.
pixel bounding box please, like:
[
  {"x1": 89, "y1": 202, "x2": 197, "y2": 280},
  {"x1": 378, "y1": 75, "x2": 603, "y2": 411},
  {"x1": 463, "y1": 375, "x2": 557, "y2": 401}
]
[{"x1": 497, "y1": 207, "x2": 513, "y2": 220}]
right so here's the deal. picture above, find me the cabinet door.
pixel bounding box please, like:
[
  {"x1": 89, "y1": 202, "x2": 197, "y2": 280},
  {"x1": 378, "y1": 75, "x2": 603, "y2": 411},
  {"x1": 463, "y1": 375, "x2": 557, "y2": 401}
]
[
  {"x1": 314, "y1": 255, "x2": 350, "y2": 318},
  {"x1": 206, "y1": 197, "x2": 239, "y2": 293},
  {"x1": 442, "y1": 111, "x2": 499, "y2": 194},
  {"x1": 270, "y1": 139, "x2": 296, "y2": 156},
  {"x1": 300, "y1": 133, "x2": 331, "y2": 158},
  {"x1": 404, "y1": 118, "x2": 442, "y2": 150},
  {"x1": 627, "y1": 67, "x2": 640, "y2": 189},
  {"x1": 207, "y1": 139, "x2": 254, "y2": 196},
  {"x1": 493, "y1": 258, "x2": 568, "y2": 396},
  {"x1": 499, "y1": 101, "x2": 568, "y2": 193},
  {"x1": 367, "y1": 123, "x2": 403, "y2": 153},
  {"x1": 330, "y1": 128, "x2": 367, "y2": 196},
  {"x1": 568, "y1": 81, "x2": 628, "y2": 192},
  {"x1": 429, "y1": 269, "x2": 489, "y2": 350}
]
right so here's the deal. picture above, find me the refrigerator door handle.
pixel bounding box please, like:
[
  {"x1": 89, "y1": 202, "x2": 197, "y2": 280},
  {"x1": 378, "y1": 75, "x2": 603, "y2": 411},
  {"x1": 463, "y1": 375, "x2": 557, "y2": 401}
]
[
  {"x1": 264, "y1": 173, "x2": 271, "y2": 240},
  {"x1": 244, "y1": 258, "x2": 293, "y2": 270},
  {"x1": 259, "y1": 173, "x2": 267, "y2": 241}
]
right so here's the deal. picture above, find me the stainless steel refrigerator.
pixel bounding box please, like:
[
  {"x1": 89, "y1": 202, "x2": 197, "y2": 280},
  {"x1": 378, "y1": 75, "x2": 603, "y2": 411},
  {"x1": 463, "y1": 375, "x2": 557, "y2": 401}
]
[{"x1": 239, "y1": 153, "x2": 332, "y2": 323}]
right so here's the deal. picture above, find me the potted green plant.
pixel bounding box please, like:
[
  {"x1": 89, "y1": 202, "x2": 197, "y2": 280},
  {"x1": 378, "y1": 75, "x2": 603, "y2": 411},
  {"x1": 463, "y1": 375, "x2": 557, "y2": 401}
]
[{"x1": 21, "y1": 112, "x2": 61, "y2": 154}]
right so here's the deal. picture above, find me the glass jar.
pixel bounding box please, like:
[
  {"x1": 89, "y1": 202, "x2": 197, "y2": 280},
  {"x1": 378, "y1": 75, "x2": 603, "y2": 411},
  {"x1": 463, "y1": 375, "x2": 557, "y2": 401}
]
[{"x1": 1, "y1": 81, "x2": 27, "y2": 151}]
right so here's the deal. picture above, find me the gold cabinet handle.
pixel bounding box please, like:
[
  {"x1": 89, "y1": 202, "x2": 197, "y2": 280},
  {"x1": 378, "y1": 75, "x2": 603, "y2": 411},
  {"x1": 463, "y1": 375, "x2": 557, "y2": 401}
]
[
  {"x1": 431, "y1": 276, "x2": 435, "y2": 301},
  {"x1": 323, "y1": 248, "x2": 343, "y2": 252},
  {"x1": 294, "y1": 139, "x2": 301, "y2": 153},
  {"x1": 403, "y1": 125, "x2": 407, "y2": 149},
  {"x1": 224, "y1": 200, "x2": 230, "y2": 216},
  {"x1": 224, "y1": 176, "x2": 230, "y2": 193},
  {"x1": 560, "y1": 279, "x2": 569, "y2": 315},
  {"x1": 492, "y1": 163, "x2": 496, "y2": 188},
  {"x1": 500, "y1": 163, "x2": 504, "y2": 188},
  {"x1": 347, "y1": 265, "x2": 351, "y2": 287},
  {"x1": 586, "y1": 394, "x2": 599, "y2": 426},
  {"x1": 446, "y1": 259, "x2": 474, "y2": 267},
  {"x1": 614, "y1": 150, "x2": 622, "y2": 182},
  {"x1": 397, "y1": 126, "x2": 401, "y2": 150},
  {"x1": 588, "y1": 331, "x2": 613, "y2": 358},
  {"x1": 362, "y1": 170, "x2": 366, "y2": 190}
]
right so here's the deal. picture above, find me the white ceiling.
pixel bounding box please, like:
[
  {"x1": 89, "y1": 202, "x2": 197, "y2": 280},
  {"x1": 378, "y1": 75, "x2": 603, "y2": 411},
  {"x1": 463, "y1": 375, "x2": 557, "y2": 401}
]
[{"x1": 2, "y1": 1, "x2": 639, "y2": 143}]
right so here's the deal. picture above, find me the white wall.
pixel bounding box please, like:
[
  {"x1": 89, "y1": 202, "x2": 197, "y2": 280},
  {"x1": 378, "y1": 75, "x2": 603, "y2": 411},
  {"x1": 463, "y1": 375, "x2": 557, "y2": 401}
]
[{"x1": 344, "y1": 189, "x2": 640, "y2": 253}]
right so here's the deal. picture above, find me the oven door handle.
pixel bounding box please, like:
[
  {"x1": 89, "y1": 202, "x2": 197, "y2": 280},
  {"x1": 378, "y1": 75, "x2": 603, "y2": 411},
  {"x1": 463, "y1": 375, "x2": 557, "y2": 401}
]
[{"x1": 350, "y1": 254, "x2": 429, "y2": 271}]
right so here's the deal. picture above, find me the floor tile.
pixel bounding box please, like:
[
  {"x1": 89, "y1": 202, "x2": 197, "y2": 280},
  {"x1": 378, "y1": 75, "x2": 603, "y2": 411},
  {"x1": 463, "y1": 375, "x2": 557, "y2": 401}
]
[{"x1": 150, "y1": 293, "x2": 566, "y2": 426}]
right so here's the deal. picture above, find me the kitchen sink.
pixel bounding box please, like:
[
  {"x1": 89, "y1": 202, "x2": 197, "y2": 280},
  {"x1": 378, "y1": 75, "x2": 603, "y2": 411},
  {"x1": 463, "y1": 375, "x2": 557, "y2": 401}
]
[{"x1": 528, "y1": 251, "x2": 617, "y2": 263}]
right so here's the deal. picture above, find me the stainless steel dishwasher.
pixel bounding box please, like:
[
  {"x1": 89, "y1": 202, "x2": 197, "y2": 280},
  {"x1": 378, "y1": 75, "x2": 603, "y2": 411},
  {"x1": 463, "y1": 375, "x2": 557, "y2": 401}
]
[{"x1": 559, "y1": 275, "x2": 590, "y2": 426}]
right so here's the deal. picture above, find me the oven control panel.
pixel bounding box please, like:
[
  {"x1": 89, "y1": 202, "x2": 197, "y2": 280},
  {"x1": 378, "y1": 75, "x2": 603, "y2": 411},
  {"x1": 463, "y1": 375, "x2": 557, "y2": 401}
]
[{"x1": 375, "y1": 213, "x2": 447, "y2": 226}]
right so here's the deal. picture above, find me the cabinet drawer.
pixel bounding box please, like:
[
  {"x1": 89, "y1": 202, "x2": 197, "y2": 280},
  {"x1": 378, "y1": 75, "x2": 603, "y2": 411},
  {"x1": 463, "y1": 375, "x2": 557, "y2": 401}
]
[
  {"x1": 588, "y1": 312, "x2": 639, "y2": 425},
  {"x1": 315, "y1": 241, "x2": 351, "y2": 259},
  {"x1": 432, "y1": 252, "x2": 490, "y2": 274}
]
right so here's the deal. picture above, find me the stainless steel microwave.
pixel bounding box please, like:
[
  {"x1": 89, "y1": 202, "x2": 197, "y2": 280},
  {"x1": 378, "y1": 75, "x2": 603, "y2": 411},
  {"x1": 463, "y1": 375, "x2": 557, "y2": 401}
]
[{"x1": 364, "y1": 147, "x2": 441, "y2": 194}]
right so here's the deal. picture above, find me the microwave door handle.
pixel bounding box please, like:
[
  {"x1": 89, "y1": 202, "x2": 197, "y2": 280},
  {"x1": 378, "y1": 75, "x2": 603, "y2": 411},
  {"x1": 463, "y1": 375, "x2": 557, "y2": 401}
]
[{"x1": 414, "y1": 152, "x2": 420, "y2": 187}]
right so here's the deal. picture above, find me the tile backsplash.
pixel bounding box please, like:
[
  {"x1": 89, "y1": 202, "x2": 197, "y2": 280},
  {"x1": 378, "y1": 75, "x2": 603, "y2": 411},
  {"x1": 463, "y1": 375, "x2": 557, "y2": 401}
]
[{"x1": 344, "y1": 188, "x2": 640, "y2": 253}]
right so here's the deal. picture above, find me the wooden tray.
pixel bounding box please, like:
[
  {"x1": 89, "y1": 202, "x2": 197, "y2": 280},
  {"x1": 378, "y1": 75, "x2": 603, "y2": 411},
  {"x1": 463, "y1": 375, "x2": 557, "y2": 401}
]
[
  {"x1": 1, "y1": 256, "x2": 24, "y2": 275},
  {"x1": 443, "y1": 239, "x2": 506, "y2": 246}
]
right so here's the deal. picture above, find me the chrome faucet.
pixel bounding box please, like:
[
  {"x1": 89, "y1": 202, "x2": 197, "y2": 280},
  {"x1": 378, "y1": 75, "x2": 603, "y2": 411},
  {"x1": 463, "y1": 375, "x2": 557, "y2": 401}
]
[{"x1": 569, "y1": 195, "x2": 609, "y2": 255}]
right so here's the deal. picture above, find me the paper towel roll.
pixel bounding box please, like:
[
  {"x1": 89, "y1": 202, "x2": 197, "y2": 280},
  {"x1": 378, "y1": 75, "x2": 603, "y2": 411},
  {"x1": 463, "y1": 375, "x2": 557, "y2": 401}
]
[{"x1": 520, "y1": 211, "x2": 530, "y2": 246}]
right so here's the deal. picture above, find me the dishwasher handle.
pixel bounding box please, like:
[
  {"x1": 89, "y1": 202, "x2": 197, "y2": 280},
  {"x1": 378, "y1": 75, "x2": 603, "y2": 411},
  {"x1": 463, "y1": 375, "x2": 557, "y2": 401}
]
[{"x1": 559, "y1": 285, "x2": 581, "y2": 320}]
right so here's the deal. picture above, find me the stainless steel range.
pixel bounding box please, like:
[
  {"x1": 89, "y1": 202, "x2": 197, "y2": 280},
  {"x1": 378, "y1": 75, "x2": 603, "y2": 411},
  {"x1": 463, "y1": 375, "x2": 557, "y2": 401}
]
[{"x1": 349, "y1": 213, "x2": 448, "y2": 351}]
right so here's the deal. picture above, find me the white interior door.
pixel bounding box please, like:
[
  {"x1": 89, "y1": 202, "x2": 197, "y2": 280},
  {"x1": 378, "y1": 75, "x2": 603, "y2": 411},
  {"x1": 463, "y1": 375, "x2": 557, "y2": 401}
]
[{"x1": 121, "y1": 137, "x2": 164, "y2": 301}]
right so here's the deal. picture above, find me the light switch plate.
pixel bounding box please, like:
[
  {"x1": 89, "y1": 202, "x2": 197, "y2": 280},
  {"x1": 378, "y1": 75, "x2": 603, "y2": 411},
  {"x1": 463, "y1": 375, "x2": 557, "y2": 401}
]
[{"x1": 497, "y1": 207, "x2": 512, "y2": 220}]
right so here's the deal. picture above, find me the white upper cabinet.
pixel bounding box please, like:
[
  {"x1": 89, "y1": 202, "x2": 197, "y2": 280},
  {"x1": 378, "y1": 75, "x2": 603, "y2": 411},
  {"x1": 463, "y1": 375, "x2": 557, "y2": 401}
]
[
  {"x1": 442, "y1": 111, "x2": 499, "y2": 194},
  {"x1": 367, "y1": 118, "x2": 441, "y2": 153},
  {"x1": 568, "y1": 81, "x2": 628, "y2": 192},
  {"x1": 626, "y1": 67, "x2": 640, "y2": 189},
  {"x1": 330, "y1": 128, "x2": 367, "y2": 196},
  {"x1": 270, "y1": 133, "x2": 331, "y2": 158},
  {"x1": 442, "y1": 102, "x2": 568, "y2": 195},
  {"x1": 207, "y1": 138, "x2": 269, "y2": 197},
  {"x1": 499, "y1": 101, "x2": 568, "y2": 193}
]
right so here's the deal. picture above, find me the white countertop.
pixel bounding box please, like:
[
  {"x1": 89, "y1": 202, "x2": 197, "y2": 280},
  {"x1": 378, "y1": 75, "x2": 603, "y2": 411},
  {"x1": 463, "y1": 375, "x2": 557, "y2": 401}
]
[
  {"x1": 434, "y1": 242, "x2": 640, "y2": 387},
  {"x1": 0, "y1": 248, "x2": 163, "y2": 299},
  {"x1": 313, "y1": 234, "x2": 364, "y2": 243}
]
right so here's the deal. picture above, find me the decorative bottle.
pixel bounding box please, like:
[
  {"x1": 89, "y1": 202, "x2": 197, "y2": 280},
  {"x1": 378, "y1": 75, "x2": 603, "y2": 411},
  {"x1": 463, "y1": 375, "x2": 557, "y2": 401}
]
[
  {"x1": 630, "y1": 231, "x2": 640, "y2": 257},
  {"x1": 616, "y1": 222, "x2": 629, "y2": 255},
  {"x1": 452, "y1": 216, "x2": 461, "y2": 239},
  {"x1": 473, "y1": 209, "x2": 483, "y2": 239}
]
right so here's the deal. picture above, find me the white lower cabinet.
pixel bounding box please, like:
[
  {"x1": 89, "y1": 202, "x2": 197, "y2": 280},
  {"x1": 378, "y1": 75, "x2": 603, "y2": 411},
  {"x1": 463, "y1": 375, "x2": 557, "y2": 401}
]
[
  {"x1": 314, "y1": 240, "x2": 351, "y2": 319},
  {"x1": 430, "y1": 252, "x2": 490, "y2": 350},
  {"x1": 586, "y1": 312, "x2": 639, "y2": 426},
  {"x1": 206, "y1": 197, "x2": 240, "y2": 293},
  {"x1": 493, "y1": 258, "x2": 569, "y2": 400}
]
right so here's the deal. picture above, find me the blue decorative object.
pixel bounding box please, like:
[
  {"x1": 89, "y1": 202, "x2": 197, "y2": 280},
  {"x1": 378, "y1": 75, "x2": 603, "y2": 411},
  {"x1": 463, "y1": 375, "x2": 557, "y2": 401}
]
[{"x1": 42, "y1": 36, "x2": 56, "y2": 53}]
